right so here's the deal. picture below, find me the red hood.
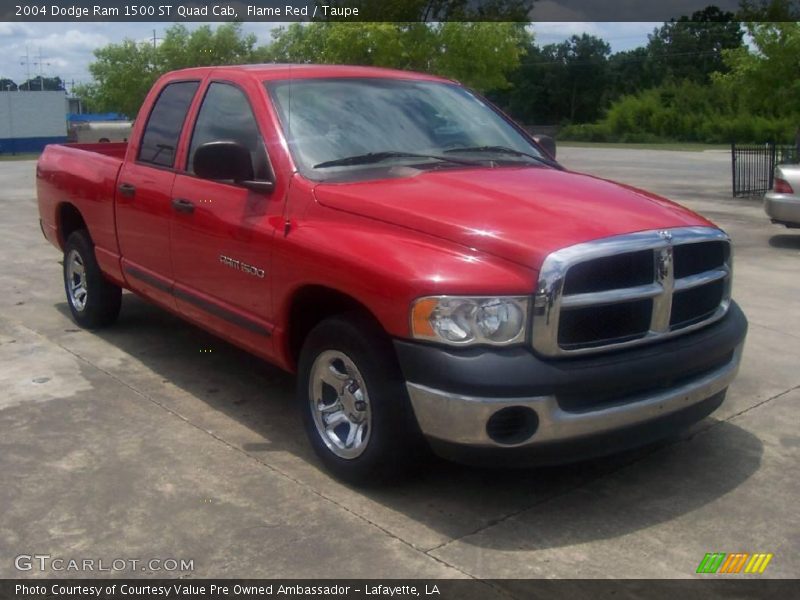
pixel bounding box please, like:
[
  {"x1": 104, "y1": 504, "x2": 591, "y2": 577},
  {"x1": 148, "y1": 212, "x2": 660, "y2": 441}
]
[{"x1": 313, "y1": 166, "x2": 715, "y2": 268}]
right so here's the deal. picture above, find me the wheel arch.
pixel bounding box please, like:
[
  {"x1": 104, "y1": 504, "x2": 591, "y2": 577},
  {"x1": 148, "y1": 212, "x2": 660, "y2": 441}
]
[
  {"x1": 56, "y1": 202, "x2": 90, "y2": 249},
  {"x1": 284, "y1": 285, "x2": 389, "y2": 371}
]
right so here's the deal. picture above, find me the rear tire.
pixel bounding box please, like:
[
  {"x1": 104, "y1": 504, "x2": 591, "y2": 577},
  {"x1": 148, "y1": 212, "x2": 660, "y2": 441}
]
[
  {"x1": 63, "y1": 230, "x2": 121, "y2": 329},
  {"x1": 297, "y1": 313, "x2": 426, "y2": 484}
]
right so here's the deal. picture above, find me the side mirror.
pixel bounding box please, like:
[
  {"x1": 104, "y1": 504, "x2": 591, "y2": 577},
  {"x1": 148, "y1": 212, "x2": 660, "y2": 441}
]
[
  {"x1": 533, "y1": 134, "x2": 557, "y2": 159},
  {"x1": 193, "y1": 141, "x2": 273, "y2": 192}
]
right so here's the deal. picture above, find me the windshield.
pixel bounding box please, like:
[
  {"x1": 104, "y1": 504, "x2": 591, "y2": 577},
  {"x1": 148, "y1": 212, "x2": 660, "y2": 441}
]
[{"x1": 265, "y1": 77, "x2": 546, "y2": 181}]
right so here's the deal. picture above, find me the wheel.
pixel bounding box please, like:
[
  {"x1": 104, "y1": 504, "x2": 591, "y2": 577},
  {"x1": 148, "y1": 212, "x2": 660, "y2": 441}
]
[
  {"x1": 63, "y1": 230, "x2": 121, "y2": 329},
  {"x1": 297, "y1": 313, "x2": 425, "y2": 484}
]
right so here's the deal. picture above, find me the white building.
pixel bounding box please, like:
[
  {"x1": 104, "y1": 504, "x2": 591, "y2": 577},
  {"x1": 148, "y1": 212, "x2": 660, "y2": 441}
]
[{"x1": 0, "y1": 91, "x2": 68, "y2": 153}]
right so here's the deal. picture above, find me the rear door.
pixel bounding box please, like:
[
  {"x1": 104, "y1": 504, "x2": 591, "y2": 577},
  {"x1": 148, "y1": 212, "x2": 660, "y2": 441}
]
[
  {"x1": 169, "y1": 80, "x2": 282, "y2": 352},
  {"x1": 116, "y1": 80, "x2": 200, "y2": 307}
]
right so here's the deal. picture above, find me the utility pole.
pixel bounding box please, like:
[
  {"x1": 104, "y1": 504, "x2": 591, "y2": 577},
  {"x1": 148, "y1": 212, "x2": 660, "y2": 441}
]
[
  {"x1": 6, "y1": 84, "x2": 14, "y2": 155},
  {"x1": 150, "y1": 29, "x2": 162, "y2": 70},
  {"x1": 19, "y1": 46, "x2": 31, "y2": 90},
  {"x1": 34, "y1": 47, "x2": 51, "y2": 90}
]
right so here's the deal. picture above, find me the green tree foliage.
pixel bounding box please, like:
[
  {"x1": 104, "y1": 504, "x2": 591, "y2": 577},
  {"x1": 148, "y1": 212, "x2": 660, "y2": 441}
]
[
  {"x1": 80, "y1": 23, "x2": 260, "y2": 117},
  {"x1": 0, "y1": 78, "x2": 18, "y2": 91},
  {"x1": 737, "y1": 0, "x2": 800, "y2": 20},
  {"x1": 78, "y1": 22, "x2": 529, "y2": 117},
  {"x1": 645, "y1": 6, "x2": 743, "y2": 84},
  {"x1": 18, "y1": 76, "x2": 65, "y2": 91},
  {"x1": 264, "y1": 22, "x2": 530, "y2": 92},
  {"x1": 156, "y1": 24, "x2": 259, "y2": 70},
  {"x1": 561, "y1": 80, "x2": 796, "y2": 144},
  {"x1": 713, "y1": 21, "x2": 800, "y2": 117},
  {"x1": 561, "y1": 22, "x2": 800, "y2": 145},
  {"x1": 488, "y1": 10, "x2": 742, "y2": 127},
  {"x1": 489, "y1": 34, "x2": 610, "y2": 124},
  {"x1": 606, "y1": 48, "x2": 660, "y2": 97},
  {"x1": 80, "y1": 39, "x2": 158, "y2": 118}
]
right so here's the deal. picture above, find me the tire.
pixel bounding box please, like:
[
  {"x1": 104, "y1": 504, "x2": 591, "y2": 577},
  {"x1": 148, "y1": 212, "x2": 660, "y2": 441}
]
[
  {"x1": 297, "y1": 313, "x2": 426, "y2": 484},
  {"x1": 63, "y1": 230, "x2": 122, "y2": 329}
]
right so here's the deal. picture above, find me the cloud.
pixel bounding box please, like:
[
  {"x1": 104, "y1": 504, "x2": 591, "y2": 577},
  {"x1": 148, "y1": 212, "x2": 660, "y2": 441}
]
[
  {"x1": 532, "y1": 22, "x2": 658, "y2": 51},
  {"x1": 0, "y1": 22, "x2": 33, "y2": 36}
]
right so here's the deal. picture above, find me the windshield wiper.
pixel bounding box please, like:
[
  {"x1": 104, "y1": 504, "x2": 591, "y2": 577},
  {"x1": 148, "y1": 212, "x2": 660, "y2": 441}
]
[
  {"x1": 313, "y1": 151, "x2": 479, "y2": 169},
  {"x1": 444, "y1": 145, "x2": 558, "y2": 167}
]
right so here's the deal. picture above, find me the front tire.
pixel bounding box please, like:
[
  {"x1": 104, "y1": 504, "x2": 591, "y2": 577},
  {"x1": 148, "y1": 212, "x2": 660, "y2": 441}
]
[
  {"x1": 63, "y1": 230, "x2": 121, "y2": 329},
  {"x1": 297, "y1": 313, "x2": 425, "y2": 484}
]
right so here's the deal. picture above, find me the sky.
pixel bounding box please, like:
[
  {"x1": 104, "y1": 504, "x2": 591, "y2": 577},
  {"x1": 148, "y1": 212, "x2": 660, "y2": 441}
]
[{"x1": 0, "y1": 21, "x2": 659, "y2": 90}]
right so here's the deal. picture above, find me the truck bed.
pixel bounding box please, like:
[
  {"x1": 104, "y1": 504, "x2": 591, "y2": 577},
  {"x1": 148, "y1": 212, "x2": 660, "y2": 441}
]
[
  {"x1": 62, "y1": 141, "x2": 128, "y2": 160},
  {"x1": 37, "y1": 142, "x2": 127, "y2": 279}
]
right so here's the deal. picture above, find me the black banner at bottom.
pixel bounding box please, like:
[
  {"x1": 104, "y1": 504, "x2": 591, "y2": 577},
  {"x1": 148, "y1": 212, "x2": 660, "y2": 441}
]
[{"x1": 2, "y1": 579, "x2": 799, "y2": 600}]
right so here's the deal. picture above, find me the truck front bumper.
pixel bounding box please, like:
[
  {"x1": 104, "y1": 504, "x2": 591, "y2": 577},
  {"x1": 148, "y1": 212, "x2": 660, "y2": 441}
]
[{"x1": 394, "y1": 302, "x2": 747, "y2": 465}]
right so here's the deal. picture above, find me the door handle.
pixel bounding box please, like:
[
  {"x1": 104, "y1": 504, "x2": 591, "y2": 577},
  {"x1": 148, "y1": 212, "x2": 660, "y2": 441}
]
[
  {"x1": 118, "y1": 182, "x2": 136, "y2": 198},
  {"x1": 172, "y1": 198, "x2": 195, "y2": 214}
]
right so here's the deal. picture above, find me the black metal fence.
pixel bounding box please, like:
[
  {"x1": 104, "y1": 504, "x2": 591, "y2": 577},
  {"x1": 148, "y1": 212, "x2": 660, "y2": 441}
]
[{"x1": 732, "y1": 142, "x2": 799, "y2": 197}]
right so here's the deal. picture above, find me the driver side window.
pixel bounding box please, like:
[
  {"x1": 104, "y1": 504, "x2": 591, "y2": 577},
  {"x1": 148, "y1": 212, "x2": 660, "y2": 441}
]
[{"x1": 187, "y1": 82, "x2": 270, "y2": 180}]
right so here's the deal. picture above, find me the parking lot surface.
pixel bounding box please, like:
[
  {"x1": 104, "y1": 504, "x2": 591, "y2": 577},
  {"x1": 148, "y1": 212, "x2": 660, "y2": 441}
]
[{"x1": 1, "y1": 147, "x2": 798, "y2": 582}]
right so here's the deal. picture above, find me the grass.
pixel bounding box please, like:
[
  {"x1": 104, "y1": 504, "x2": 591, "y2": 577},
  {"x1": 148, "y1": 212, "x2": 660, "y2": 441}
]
[
  {"x1": 0, "y1": 153, "x2": 40, "y2": 161},
  {"x1": 557, "y1": 141, "x2": 729, "y2": 152}
]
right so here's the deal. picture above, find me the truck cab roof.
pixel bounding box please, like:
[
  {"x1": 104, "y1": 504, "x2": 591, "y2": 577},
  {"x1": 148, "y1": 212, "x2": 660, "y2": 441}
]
[{"x1": 162, "y1": 63, "x2": 453, "y2": 84}]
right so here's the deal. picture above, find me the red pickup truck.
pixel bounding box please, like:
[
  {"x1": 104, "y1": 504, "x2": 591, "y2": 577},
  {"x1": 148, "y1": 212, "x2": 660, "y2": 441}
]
[{"x1": 37, "y1": 65, "x2": 747, "y2": 482}]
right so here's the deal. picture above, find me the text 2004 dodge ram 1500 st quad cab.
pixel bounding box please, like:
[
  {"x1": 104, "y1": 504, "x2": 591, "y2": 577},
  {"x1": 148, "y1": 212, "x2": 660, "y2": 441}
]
[{"x1": 38, "y1": 65, "x2": 748, "y2": 482}]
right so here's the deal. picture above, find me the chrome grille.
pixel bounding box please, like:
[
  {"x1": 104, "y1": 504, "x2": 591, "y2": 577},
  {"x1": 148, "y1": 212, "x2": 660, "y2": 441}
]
[{"x1": 532, "y1": 227, "x2": 732, "y2": 357}]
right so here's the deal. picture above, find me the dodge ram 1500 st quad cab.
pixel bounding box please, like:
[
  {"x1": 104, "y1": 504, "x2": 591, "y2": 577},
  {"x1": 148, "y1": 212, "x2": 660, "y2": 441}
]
[{"x1": 37, "y1": 65, "x2": 747, "y2": 482}]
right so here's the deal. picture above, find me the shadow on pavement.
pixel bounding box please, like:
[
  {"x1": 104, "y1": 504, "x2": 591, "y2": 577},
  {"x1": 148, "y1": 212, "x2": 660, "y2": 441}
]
[
  {"x1": 64, "y1": 293, "x2": 763, "y2": 551},
  {"x1": 769, "y1": 233, "x2": 800, "y2": 249}
]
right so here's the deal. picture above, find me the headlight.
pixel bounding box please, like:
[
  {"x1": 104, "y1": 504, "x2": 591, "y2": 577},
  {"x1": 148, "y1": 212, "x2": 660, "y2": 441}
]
[{"x1": 411, "y1": 296, "x2": 529, "y2": 346}]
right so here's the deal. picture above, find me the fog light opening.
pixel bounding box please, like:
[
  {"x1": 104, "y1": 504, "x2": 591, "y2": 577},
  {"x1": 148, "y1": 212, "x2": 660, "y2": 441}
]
[{"x1": 486, "y1": 406, "x2": 539, "y2": 445}]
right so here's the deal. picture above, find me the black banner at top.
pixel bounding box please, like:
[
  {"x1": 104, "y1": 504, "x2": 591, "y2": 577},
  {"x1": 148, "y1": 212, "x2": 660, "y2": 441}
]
[{"x1": 2, "y1": 0, "x2": 781, "y2": 23}]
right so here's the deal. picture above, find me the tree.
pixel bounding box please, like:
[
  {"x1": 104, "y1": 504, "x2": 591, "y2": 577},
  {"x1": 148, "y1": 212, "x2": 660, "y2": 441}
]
[
  {"x1": 264, "y1": 22, "x2": 530, "y2": 92},
  {"x1": 82, "y1": 23, "x2": 261, "y2": 117},
  {"x1": 737, "y1": 0, "x2": 800, "y2": 20},
  {"x1": 156, "y1": 24, "x2": 259, "y2": 71},
  {"x1": 606, "y1": 47, "x2": 660, "y2": 98},
  {"x1": 0, "y1": 78, "x2": 17, "y2": 91},
  {"x1": 489, "y1": 34, "x2": 610, "y2": 124},
  {"x1": 713, "y1": 22, "x2": 800, "y2": 117},
  {"x1": 646, "y1": 6, "x2": 743, "y2": 84},
  {"x1": 18, "y1": 76, "x2": 65, "y2": 91},
  {"x1": 81, "y1": 39, "x2": 158, "y2": 117}
]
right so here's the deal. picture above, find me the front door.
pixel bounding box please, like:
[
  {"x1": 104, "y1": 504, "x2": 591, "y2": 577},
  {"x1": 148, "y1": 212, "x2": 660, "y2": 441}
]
[{"x1": 169, "y1": 81, "x2": 282, "y2": 353}]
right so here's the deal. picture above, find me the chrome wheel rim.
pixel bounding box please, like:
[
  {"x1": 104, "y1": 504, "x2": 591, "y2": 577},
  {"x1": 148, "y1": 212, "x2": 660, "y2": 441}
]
[
  {"x1": 309, "y1": 350, "x2": 372, "y2": 460},
  {"x1": 66, "y1": 249, "x2": 88, "y2": 312}
]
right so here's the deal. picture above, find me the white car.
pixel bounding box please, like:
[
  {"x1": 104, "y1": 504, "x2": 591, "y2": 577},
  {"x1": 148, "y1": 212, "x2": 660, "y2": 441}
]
[{"x1": 765, "y1": 164, "x2": 800, "y2": 228}]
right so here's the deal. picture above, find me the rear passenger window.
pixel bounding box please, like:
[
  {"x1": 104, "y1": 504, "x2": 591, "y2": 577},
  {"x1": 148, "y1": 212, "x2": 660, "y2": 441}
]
[
  {"x1": 187, "y1": 82, "x2": 269, "y2": 180},
  {"x1": 138, "y1": 81, "x2": 199, "y2": 167}
]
